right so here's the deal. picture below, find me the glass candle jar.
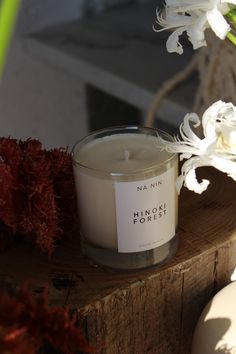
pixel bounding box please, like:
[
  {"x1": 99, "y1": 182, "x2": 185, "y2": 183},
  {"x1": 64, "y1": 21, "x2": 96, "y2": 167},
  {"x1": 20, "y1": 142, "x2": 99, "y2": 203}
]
[{"x1": 72, "y1": 126, "x2": 178, "y2": 270}]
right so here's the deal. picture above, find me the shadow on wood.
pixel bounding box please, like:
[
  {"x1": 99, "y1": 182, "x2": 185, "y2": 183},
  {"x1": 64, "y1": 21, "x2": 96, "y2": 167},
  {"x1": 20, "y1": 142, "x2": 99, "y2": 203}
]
[{"x1": 0, "y1": 168, "x2": 236, "y2": 353}]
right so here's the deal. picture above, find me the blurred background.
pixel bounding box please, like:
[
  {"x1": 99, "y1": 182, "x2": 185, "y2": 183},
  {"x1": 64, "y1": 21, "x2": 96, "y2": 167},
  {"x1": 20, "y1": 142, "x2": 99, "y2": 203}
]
[{"x1": 0, "y1": 0, "x2": 192, "y2": 149}]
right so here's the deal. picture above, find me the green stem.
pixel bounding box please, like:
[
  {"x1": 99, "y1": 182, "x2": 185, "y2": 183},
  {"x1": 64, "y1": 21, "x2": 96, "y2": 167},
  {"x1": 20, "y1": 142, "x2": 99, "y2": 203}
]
[
  {"x1": 0, "y1": 0, "x2": 21, "y2": 79},
  {"x1": 225, "y1": 8, "x2": 236, "y2": 24},
  {"x1": 225, "y1": 8, "x2": 236, "y2": 46},
  {"x1": 227, "y1": 31, "x2": 236, "y2": 46}
]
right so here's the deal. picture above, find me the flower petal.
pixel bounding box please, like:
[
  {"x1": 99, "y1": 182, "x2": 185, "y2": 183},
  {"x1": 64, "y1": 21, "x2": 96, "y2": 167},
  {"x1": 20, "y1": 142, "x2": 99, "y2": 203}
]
[
  {"x1": 202, "y1": 100, "x2": 224, "y2": 139},
  {"x1": 181, "y1": 113, "x2": 202, "y2": 143},
  {"x1": 211, "y1": 155, "x2": 236, "y2": 181},
  {"x1": 206, "y1": 6, "x2": 230, "y2": 39},
  {"x1": 159, "y1": 100, "x2": 236, "y2": 194},
  {"x1": 155, "y1": 0, "x2": 236, "y2": 52},
  {"x1": 184, "y1": 169, "x2": 210, "y2": 194},
  {"x1": 222, "y1": 0, "x2": 236, "y2": 7},
  {"x1": 186, "y1": 14, "x2": 207, "y2": 49},
  {"x1": 166, "y1": 27, "x2": 185, "y2": 54},
  {"x1": 179, "y1": 156, "x2": 211, "y2": 194},
  {"x1": 202, "y1": 100, "x2": 236, "y2": 144}
]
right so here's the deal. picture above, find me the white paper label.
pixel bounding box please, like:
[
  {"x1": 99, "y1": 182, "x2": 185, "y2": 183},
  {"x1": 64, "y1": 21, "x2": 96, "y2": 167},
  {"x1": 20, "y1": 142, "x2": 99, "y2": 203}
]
[{"x1": 115, "y1": 167, "x2": 176, "y2": 253}]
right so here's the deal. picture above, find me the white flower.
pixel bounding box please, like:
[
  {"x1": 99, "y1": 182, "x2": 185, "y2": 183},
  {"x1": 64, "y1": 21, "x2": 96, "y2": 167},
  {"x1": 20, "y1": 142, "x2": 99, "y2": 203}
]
[
  {"x1": 155, "y1": 0, "x2": 236, "y2": 54},
  {"x1": 159, "y1": 100, "x2": 236, "y2": 194}
]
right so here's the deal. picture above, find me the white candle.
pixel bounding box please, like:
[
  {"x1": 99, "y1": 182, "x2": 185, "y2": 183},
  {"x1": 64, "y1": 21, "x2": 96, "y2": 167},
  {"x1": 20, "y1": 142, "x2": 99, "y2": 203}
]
[{"x1": 73, "y1": 127, "x2": 178, "y2": 269}]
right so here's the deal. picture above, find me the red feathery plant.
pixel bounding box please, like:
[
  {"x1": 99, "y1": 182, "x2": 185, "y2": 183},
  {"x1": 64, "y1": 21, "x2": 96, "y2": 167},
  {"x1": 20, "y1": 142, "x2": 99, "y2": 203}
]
[
  {"x1": 0, "y1": 284, "x2": 98, "y2": 354},
  {"x1": 0, "y1": 137, "x2": 77, "y2": 255}
]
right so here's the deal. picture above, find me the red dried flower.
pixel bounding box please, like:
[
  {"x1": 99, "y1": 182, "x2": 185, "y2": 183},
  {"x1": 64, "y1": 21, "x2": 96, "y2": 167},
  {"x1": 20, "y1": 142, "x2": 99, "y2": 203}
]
[
  {"x1": 49, "y1": 148, "x2": 77, "y2": 228},
  {"x1": 0, "y1": 285, "x2": 97, "y2": 354},
  {"x1": 0, "y1": 138, "x2": 22, "y2": 174},
  {"x1": 0, "y1": 164, "x2": 16, "y2": 231},
  {"x1": 0, "y1": 138, "x2": 77, "y2": 254}
]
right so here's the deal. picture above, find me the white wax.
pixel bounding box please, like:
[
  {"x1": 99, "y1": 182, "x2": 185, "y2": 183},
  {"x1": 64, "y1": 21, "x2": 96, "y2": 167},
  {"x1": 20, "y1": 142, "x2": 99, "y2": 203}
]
[
  {"x1": 73, "y1": 133, "x2": 177, "y2": 250},
  {"x1": 76, "y1": 134, "x2": 171, "y2": 173}
]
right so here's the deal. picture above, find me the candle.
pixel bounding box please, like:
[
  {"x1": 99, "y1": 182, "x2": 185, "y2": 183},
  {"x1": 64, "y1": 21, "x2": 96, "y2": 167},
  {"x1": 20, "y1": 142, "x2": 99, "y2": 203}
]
[{"x1": 72, "y1": 126, "x2": 178, "y2": 270}]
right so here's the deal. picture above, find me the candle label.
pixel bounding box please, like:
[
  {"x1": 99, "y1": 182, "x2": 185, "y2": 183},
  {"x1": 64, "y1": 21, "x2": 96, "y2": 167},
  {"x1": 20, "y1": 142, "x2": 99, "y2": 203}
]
[{"x1": 115, "y1": 167, "x2": 176, "y2": 253}]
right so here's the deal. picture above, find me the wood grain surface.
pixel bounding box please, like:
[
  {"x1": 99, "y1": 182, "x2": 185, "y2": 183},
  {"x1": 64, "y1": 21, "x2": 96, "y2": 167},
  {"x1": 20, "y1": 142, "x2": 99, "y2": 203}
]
[{"x1": 1, "y1": 167, "x2": 236, "y2": 353}]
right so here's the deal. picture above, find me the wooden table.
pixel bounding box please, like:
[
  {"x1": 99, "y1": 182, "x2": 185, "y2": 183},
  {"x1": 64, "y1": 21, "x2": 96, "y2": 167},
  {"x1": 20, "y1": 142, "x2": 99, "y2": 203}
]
[{"x1": 1, "y1": 168, "x2": 236, "y2": 353}]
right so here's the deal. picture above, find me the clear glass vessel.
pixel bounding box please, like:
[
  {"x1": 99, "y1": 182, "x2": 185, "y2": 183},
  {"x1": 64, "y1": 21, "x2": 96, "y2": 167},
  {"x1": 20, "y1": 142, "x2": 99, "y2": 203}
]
[{"x1": 72, "y1": 126, "x2": 178, "y2": 270}]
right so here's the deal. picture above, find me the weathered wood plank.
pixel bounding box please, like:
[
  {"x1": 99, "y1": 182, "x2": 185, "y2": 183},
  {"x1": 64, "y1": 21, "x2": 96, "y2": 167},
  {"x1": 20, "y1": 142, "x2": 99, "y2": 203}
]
[{"x1": 0, "y1": 168, "x2": 236, "y2": 353}]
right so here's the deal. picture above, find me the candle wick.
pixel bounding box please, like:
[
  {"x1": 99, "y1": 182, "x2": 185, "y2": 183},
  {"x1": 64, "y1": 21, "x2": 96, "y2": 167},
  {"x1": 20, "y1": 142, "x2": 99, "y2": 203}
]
[{"x1": 124, "y1": 150, "x2": 130, "y2": 161}]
